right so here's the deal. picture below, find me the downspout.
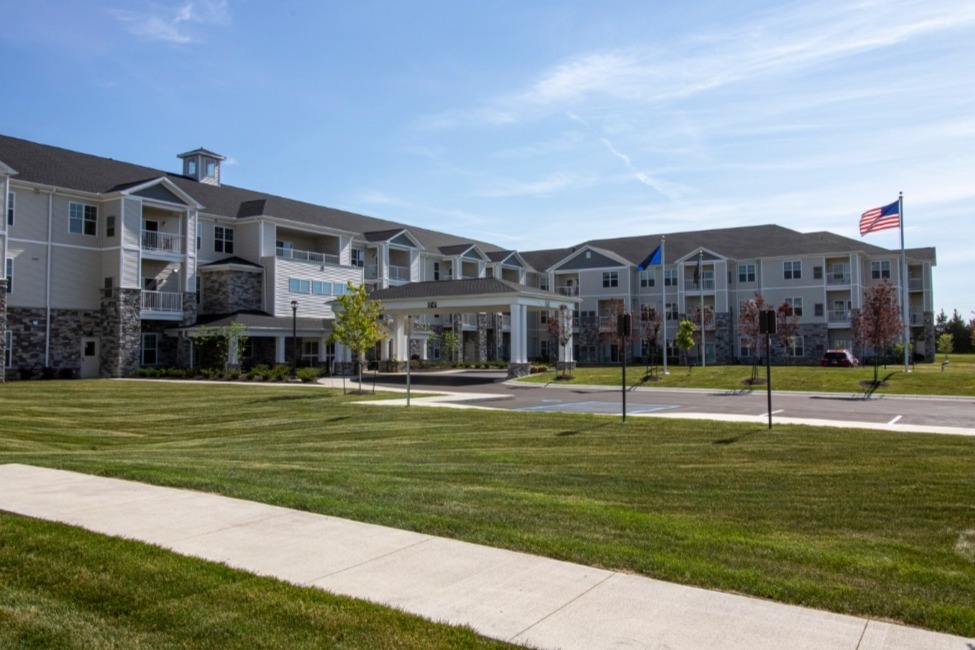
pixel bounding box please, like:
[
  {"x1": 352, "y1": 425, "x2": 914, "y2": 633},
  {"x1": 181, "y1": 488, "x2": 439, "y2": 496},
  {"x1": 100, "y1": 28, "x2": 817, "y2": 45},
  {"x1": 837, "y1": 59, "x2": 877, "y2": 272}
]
[{"x1": 45, "y1": 192, "x2": 53, "y2": 366}]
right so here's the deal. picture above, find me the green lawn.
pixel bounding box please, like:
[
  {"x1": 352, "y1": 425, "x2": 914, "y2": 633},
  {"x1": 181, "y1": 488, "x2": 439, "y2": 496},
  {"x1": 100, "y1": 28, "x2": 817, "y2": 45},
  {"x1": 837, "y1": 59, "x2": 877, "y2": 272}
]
[
  {"x1": 521, "y1": 353, "x2": 975, "y2": 396},
  {"x1": 1, "y1": 380, "x2": 974, "y2": 638},
  {"x1": 0, "y1": 513, "x2": 516, "y2": 649}
]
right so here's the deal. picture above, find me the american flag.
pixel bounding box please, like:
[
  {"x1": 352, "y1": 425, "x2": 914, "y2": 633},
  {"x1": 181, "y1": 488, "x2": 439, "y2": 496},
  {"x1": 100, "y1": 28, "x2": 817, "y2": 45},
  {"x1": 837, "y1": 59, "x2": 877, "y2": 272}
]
[{"x1": 860, "y1": 200, "x2": 900, "y2": 236}]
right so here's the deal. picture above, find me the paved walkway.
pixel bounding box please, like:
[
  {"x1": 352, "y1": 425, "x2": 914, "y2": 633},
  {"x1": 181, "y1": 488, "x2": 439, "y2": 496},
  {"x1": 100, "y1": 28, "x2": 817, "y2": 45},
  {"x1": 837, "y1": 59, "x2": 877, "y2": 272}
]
[{"x1": 1, "y1": 463, "x2": 970, "y2": 649}]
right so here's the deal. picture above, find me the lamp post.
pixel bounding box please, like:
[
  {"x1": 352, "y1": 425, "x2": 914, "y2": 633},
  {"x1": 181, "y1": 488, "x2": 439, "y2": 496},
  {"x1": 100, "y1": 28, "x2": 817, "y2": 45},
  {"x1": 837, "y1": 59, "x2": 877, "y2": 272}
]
[
  {"x1": 406, "y1": 315, "x2": 413, "y2": 407},
  {"x1": 291, "y1": 300, "x2": 298, "y2": 377}
]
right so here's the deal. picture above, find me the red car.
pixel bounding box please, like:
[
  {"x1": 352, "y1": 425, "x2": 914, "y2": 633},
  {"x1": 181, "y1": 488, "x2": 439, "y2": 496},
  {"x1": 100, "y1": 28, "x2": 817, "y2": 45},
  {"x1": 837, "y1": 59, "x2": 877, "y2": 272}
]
[{"x1": 821, "y1": 349, "x2": 859, "y2": 367}]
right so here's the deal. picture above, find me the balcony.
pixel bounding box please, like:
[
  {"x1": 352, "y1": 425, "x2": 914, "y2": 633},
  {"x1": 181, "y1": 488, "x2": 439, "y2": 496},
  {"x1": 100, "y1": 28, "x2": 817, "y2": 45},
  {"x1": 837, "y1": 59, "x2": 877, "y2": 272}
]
[
  {"x1": 556, "y1": 286, "x2": 579, "y2": 296},
  {"x1": 828, "y1": 309, "x2": 850, "y2": 323},
  {"x1": 827, "y1": 274, "x2": 851, "y2": 286},
  {"x1": 276, "y1": 246, "x2": 340, "y2": 266},
  {"x1": 389, "y1": 264, "x2": 410, "y2": 282},
  {"x1": 909, "y1": 278, "x2": 923, "y2": 291},
  {"x1": 684, "y1": 279, "x2": 715, "y2": 291},
  {"x1": 910, "y1": 313, "x2": 924, "y2": 326},
  {"x1": 141, "y1": 231, "x2": 184, "y2": 255},
  {"x1": 142, "y1": 290, "x2": 183, "y2": 320}
]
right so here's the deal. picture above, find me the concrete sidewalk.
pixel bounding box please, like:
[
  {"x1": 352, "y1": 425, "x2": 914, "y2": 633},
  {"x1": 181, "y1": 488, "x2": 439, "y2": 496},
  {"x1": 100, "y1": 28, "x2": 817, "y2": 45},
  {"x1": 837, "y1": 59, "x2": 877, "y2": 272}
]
[{"x1": 0, "y1": 463, "x2": 970, "y2": 650}]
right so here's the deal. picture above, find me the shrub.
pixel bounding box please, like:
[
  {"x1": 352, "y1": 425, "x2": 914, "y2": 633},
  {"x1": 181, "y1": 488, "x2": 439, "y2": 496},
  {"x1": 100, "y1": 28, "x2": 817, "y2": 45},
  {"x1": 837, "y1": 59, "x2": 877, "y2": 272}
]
[
  {"x1": 296, "y1": 367, "x2": 322, "y2": 383},
  {"x1": 269, "y1": 365, "x2": 292, "y2": 381}
]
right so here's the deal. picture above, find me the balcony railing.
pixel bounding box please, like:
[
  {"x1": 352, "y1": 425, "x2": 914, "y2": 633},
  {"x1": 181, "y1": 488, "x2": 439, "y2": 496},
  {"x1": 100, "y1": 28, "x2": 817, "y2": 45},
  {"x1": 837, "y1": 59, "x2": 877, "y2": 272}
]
[
  {"x1": 910, "y1": 313, "x2": 924, "y2": 326},
  {"x1": 499, "y1": 314, "x2": 510, "y2": 330},
  {"x1": 909, "y1": 278, "x2": 923, "y2": 291},
  {"x1": 827, "y1": 274, "x2": 851, "y2": 285},
  {"x1": 276, "y1": 246, "x2": 340, "y2": 266},
  {"x1": 556, "y1": 286, "x2": 579, "y2": 296},
  {"x1": 828, "y1": 310, "x2": 850, "y2": 323},
  {"x1": 142, "y1": 290, "x2": 183, "y2": 313},
  {"x1": 389, "y1": 264, "x2": 411, "y2": 281},
  {"x1": 684, "y1": 279, "x2": 715, "y2": 291},
  {"x1": 141, "y1": 231, "x2": 184, "y2": 254}
]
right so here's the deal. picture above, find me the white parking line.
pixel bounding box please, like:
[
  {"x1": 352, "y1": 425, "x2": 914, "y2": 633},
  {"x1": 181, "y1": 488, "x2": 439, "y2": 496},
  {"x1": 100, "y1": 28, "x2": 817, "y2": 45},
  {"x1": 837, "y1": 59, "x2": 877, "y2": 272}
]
[
  {"x1": 888, "y1": 415, "x2": 903, "y2": 425},
  {"x1": 760, "y1": 409, "x2": 785, "y2": 417}
]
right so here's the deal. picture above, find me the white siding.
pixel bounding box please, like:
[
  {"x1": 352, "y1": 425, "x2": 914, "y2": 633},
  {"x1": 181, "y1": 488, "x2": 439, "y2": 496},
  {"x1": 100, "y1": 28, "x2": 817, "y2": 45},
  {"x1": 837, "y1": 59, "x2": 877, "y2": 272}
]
[{"x1": 271, "y1": 257, "x2": 363, "y2": 318}]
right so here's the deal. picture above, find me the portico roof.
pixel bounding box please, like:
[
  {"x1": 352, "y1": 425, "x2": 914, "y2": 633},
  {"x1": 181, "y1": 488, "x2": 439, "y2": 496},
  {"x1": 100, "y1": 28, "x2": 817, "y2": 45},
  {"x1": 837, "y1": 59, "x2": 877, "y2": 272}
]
[{"x1": 369, "y1": 278, "x2": 579, "y2": 314}]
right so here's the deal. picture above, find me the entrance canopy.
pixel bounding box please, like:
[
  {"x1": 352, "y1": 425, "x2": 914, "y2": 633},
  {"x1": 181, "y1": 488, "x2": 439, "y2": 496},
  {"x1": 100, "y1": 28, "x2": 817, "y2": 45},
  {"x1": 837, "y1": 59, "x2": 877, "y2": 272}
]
[{"x1": 370, "y1": 278, "x2": 580, "y2": 375}]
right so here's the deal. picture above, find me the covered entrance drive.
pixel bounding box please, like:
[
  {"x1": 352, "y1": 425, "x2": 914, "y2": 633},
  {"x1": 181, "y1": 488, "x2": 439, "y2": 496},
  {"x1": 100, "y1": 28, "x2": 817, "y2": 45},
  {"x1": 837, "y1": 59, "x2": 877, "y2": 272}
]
[{"x1": 370, "y1": 278, "x2": 579, "y2": 377}]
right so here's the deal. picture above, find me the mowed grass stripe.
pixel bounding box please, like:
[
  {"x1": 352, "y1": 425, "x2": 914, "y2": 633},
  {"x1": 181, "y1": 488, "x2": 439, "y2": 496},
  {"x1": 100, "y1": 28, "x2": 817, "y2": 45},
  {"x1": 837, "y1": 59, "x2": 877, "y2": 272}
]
[{"x1": 1, "y1": 380, "x2": 973, "y2": 637}]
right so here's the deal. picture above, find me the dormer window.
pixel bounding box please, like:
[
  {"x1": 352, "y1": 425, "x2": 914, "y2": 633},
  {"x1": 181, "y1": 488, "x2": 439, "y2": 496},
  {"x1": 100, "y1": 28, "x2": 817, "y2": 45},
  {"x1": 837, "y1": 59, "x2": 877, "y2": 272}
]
[{"x1": 186, "y1": 159, "x2": 197, "y2": 176}]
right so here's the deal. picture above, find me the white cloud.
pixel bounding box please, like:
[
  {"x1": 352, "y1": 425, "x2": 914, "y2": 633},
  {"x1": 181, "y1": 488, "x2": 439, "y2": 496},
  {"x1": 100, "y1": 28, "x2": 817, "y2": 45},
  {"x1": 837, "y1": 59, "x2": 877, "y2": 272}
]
[{"x1": 111, "y1": 0, "x2": 229, "y2": 44}]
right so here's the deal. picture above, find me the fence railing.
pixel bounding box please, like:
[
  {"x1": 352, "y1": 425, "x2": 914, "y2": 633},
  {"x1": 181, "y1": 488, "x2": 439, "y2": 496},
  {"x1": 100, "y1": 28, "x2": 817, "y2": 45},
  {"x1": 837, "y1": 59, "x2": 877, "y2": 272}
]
[
  {"x1": 276, "y1": 247, "x2": 340, "y2": 266},
  {"x1": 142, "y1": 290, "x2": 183, "y2": 313},
  {"x1": 141, "y1": 231, "x2": 184, "y2": 254}
]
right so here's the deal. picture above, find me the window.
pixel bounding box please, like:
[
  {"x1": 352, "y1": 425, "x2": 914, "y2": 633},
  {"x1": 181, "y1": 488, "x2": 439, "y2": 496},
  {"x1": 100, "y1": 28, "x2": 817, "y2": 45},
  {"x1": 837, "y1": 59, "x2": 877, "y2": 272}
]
[
  {"x1": 69, "y1": 202, "x2": 97, "y2": 236},
  {"x1": 106, "y1": 215, "x2": 116, "y2": 238},
  {"x1": 871, "y1": 260, "x2": 891, "y2": 279},
  {"x1": 639, "y1": 269, "x2": 655, "y2": 288},
  {"x1": 539, "y1": 276, "x2": 549, "y2": 291},
  {"x1": 664, "y1": 269, "x2": 678, "y2": 287},
  {"x1": 141, "y1": 333, "x2": 159, "y2": 366},
  {"x1": 665, "y1": 302, "x2": 679, "y2": 321},
  {"x1": 814, "y1": 303, "x2": 824, "y2": 317},
  {"x1": 540, "y1": 312, "x2": 547, "y2": 324},
  {"x1": 276, "y1": 240, "x2": 293, "y2": 256},
  {"x1": 351, "y1": 249, "x2": 365, "y2": 268},
  {"x1": 214, "y1": 226, "x2": 234, "y2": 254},
  {"x1": 196, "y1": 222, "x2": 202, "y2": 250},
  {"x1": 784, "y1": 260, "x2": 801, "y2": 280},
  {"x1": 433, "y1": 262, "x2": 440, "y2": 281},
  {"x1": 104, "y1": 277, "x2": 114, "y2": 293},
  {"x1": 333, "y1": 283, "x2": 348, "y2": 296},
  {"x1": 311, "y1": 280, "x2": 332, "y2": 296},
  {"x1": 789, "y1": 336, "x2": 805, "y2": 358},
  {"x1": 301, "y1": 341, "x2": 319, "y2": 364},
  {"x1": 738, "y1": 264, "x2": 756, "y2": 283},
  {"x1": 602, "y1": 271, "x2": 619, "y2": 288},
  {"x1": 813, "y1": 265, "x2": 823, "y2": 280},
  {"x1": 288, "y1": 278, "x2": 311, "y2": 294},
  {"x1": 4, "y1": 331, "x2": 11, "y2": 368},
  {"x1": 785, "y1": 297, "x2": 803, "y2": 317},
  {"x1": 5, "y1": 258, "x2": 12, "y2": 293},
  {"x1": 205, "y1": 159, "x2": 216, "y2": 177},
  {"x1": 187, "y1": 159, "x2": 197, "y2": 176},
  {"x1": 6, "y1": 191, "x2": 13, "y2": 226}
]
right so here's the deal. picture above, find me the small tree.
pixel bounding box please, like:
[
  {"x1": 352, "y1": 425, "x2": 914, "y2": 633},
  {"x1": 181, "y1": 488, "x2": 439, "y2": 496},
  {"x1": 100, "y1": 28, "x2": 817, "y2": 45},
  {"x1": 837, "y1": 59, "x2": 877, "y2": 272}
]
[
  {"x1": 193, "y1": 321, "x2": 249, "y2": 373},
  {"x1": 440, "y1": 328, "x2": 460, "y2": 363},
  {"x1": 640, "y1": 306, "x2": 662, "y2": 378},
  {"x1": 328, "y1": 281, "x2": 388, "y2": 390},
  {"x1": 937, "y1": 332, "x2": 954, "y2": 361},
  {"x1": 547, "y1": 305, "x2": 574, "y2": 379},
  {"x1": 776, "y1": 301, "x2": 801, "y2": 366},
  {"x1": 738, "y1": 293, "x2": 768, "y2": 380},
  {"x1": 852, "y1": 279, "x2": 903, "y2": 384},
  {"x1": 675, "y1": 319, "x2": 696, "y2": 373}
]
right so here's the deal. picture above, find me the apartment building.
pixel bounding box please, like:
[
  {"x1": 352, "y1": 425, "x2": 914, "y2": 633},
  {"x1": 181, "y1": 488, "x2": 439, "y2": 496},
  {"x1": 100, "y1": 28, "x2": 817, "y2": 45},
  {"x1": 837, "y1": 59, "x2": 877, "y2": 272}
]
[{"x1": 0, "y1": 134, "x2": 936, "y2": 380}]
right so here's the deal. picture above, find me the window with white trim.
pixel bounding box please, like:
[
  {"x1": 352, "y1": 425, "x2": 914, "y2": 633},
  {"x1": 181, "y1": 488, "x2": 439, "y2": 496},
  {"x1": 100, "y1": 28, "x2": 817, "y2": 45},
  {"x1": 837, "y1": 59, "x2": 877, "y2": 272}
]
[
  {"x1": 665, "y1": 302, "x2": 679, "y2": 321},
  {"x1": 196, "y1": 222, "x2": 202, "y2": 250},
  {"x1": 602, "y1": 271, "x2": 619, "y2": 288},
  {"x1": 663, "y1": 269, "x2": 678, "y2": 287},
  {"x1": 871, "y1": 260, "x2": 891, "y2": 279},
  {"x1": 738, "y1": 264, "x2": 756, "y2": 283},
  {"x1": 789, "y1": 336, "x2": 804, "y2": 357},
  {"x1": 288, "y1": 278, "x2": 311, "y2": 294},
  {"x1": 7, "y1": 191, "x2": 13, "y2": 226},
  {"x1": 5, "y1": 258, "x2": 12, "y2": 293},
  {"x1": 351, "y1": 249, "x2": 365, "y2": 268},
  {"x1": 433, "y1": 262, "x2": 441, "y2": 281},
  {"x1": 784, "y1": 297, "x2": 803, "y2": 317},
  {"x1": 214, "y1": 226, "x2": 234, "y2": 254},
  {"x1": 311, "y1": 280, "x2": 332, "y2": 296},
  {"x1": 301, "y1": 341, "x2": 319, "y2": 364},
  {"x1": 639, "y1": 269, "x2": 655, "y2": 288},
  {"x1": 333, "y1": 283, "x2": 348, "y2": 296},
  {"x1": 783, "y1": 260, "x2": 801, "y2": 280},
  {"x1": 4, "y1": 331, "x2": 11, "y2": 368},
  {"x1": 69, "y1": 202, "x2": 97, "y2": 236},
  {"x1": 141, "y1": 333, "x2": 159, "y2": 366}
]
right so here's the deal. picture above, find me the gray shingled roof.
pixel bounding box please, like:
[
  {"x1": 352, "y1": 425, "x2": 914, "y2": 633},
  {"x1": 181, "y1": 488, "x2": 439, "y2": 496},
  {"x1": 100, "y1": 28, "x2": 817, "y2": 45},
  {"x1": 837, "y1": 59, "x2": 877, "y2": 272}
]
[
  {"x1": 370, "y1": 277, "x2": 557, "y2": 301},
  {"x1": 2, "y1": 134, "x2": 920, "y2": 272}
]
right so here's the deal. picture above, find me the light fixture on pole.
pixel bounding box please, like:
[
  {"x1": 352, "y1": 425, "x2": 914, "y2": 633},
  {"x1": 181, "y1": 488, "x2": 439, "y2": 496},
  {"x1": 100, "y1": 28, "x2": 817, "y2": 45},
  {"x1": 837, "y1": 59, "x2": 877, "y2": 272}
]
[{"x1": 291, "y1": 300, "x2": 298, "y2": 377}]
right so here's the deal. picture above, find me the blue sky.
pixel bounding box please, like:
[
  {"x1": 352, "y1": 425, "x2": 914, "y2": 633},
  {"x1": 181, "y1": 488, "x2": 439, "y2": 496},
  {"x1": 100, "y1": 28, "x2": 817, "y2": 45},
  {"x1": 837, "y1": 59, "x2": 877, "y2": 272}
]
[{"x1": 3, "y1": 0, "x2": 973, "y2": 317}]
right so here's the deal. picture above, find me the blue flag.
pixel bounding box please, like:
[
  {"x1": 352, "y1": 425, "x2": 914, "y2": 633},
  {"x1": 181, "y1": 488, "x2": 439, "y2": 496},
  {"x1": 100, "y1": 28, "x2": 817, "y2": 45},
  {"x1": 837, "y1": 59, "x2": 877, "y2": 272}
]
[{"x1": 636, "y1": 245, "x2": 662, "y2": 271}]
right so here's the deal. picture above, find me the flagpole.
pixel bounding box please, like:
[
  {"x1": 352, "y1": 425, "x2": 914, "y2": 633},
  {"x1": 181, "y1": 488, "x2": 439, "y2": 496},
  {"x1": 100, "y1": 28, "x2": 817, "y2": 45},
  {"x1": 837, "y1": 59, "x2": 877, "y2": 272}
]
[
  {"x1": 661, "y1": 236, "x2": 668, "y2": 375},
  {"x1": 899, "y1": 191, "x2": 910, "y2": 373}
]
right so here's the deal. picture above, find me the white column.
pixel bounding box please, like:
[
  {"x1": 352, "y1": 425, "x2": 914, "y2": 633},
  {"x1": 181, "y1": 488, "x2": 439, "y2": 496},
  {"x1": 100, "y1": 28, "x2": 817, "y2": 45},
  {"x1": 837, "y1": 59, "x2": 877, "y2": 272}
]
[
  {"x1": 275, "y1": 336, "x2": 286, "y2": 364},
  {"x1": 394, "y1": 316, "x2": 406, "y2": 361},
  {"x1": 509, "y1": 303, "x2": 522, "y2": 363}
]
